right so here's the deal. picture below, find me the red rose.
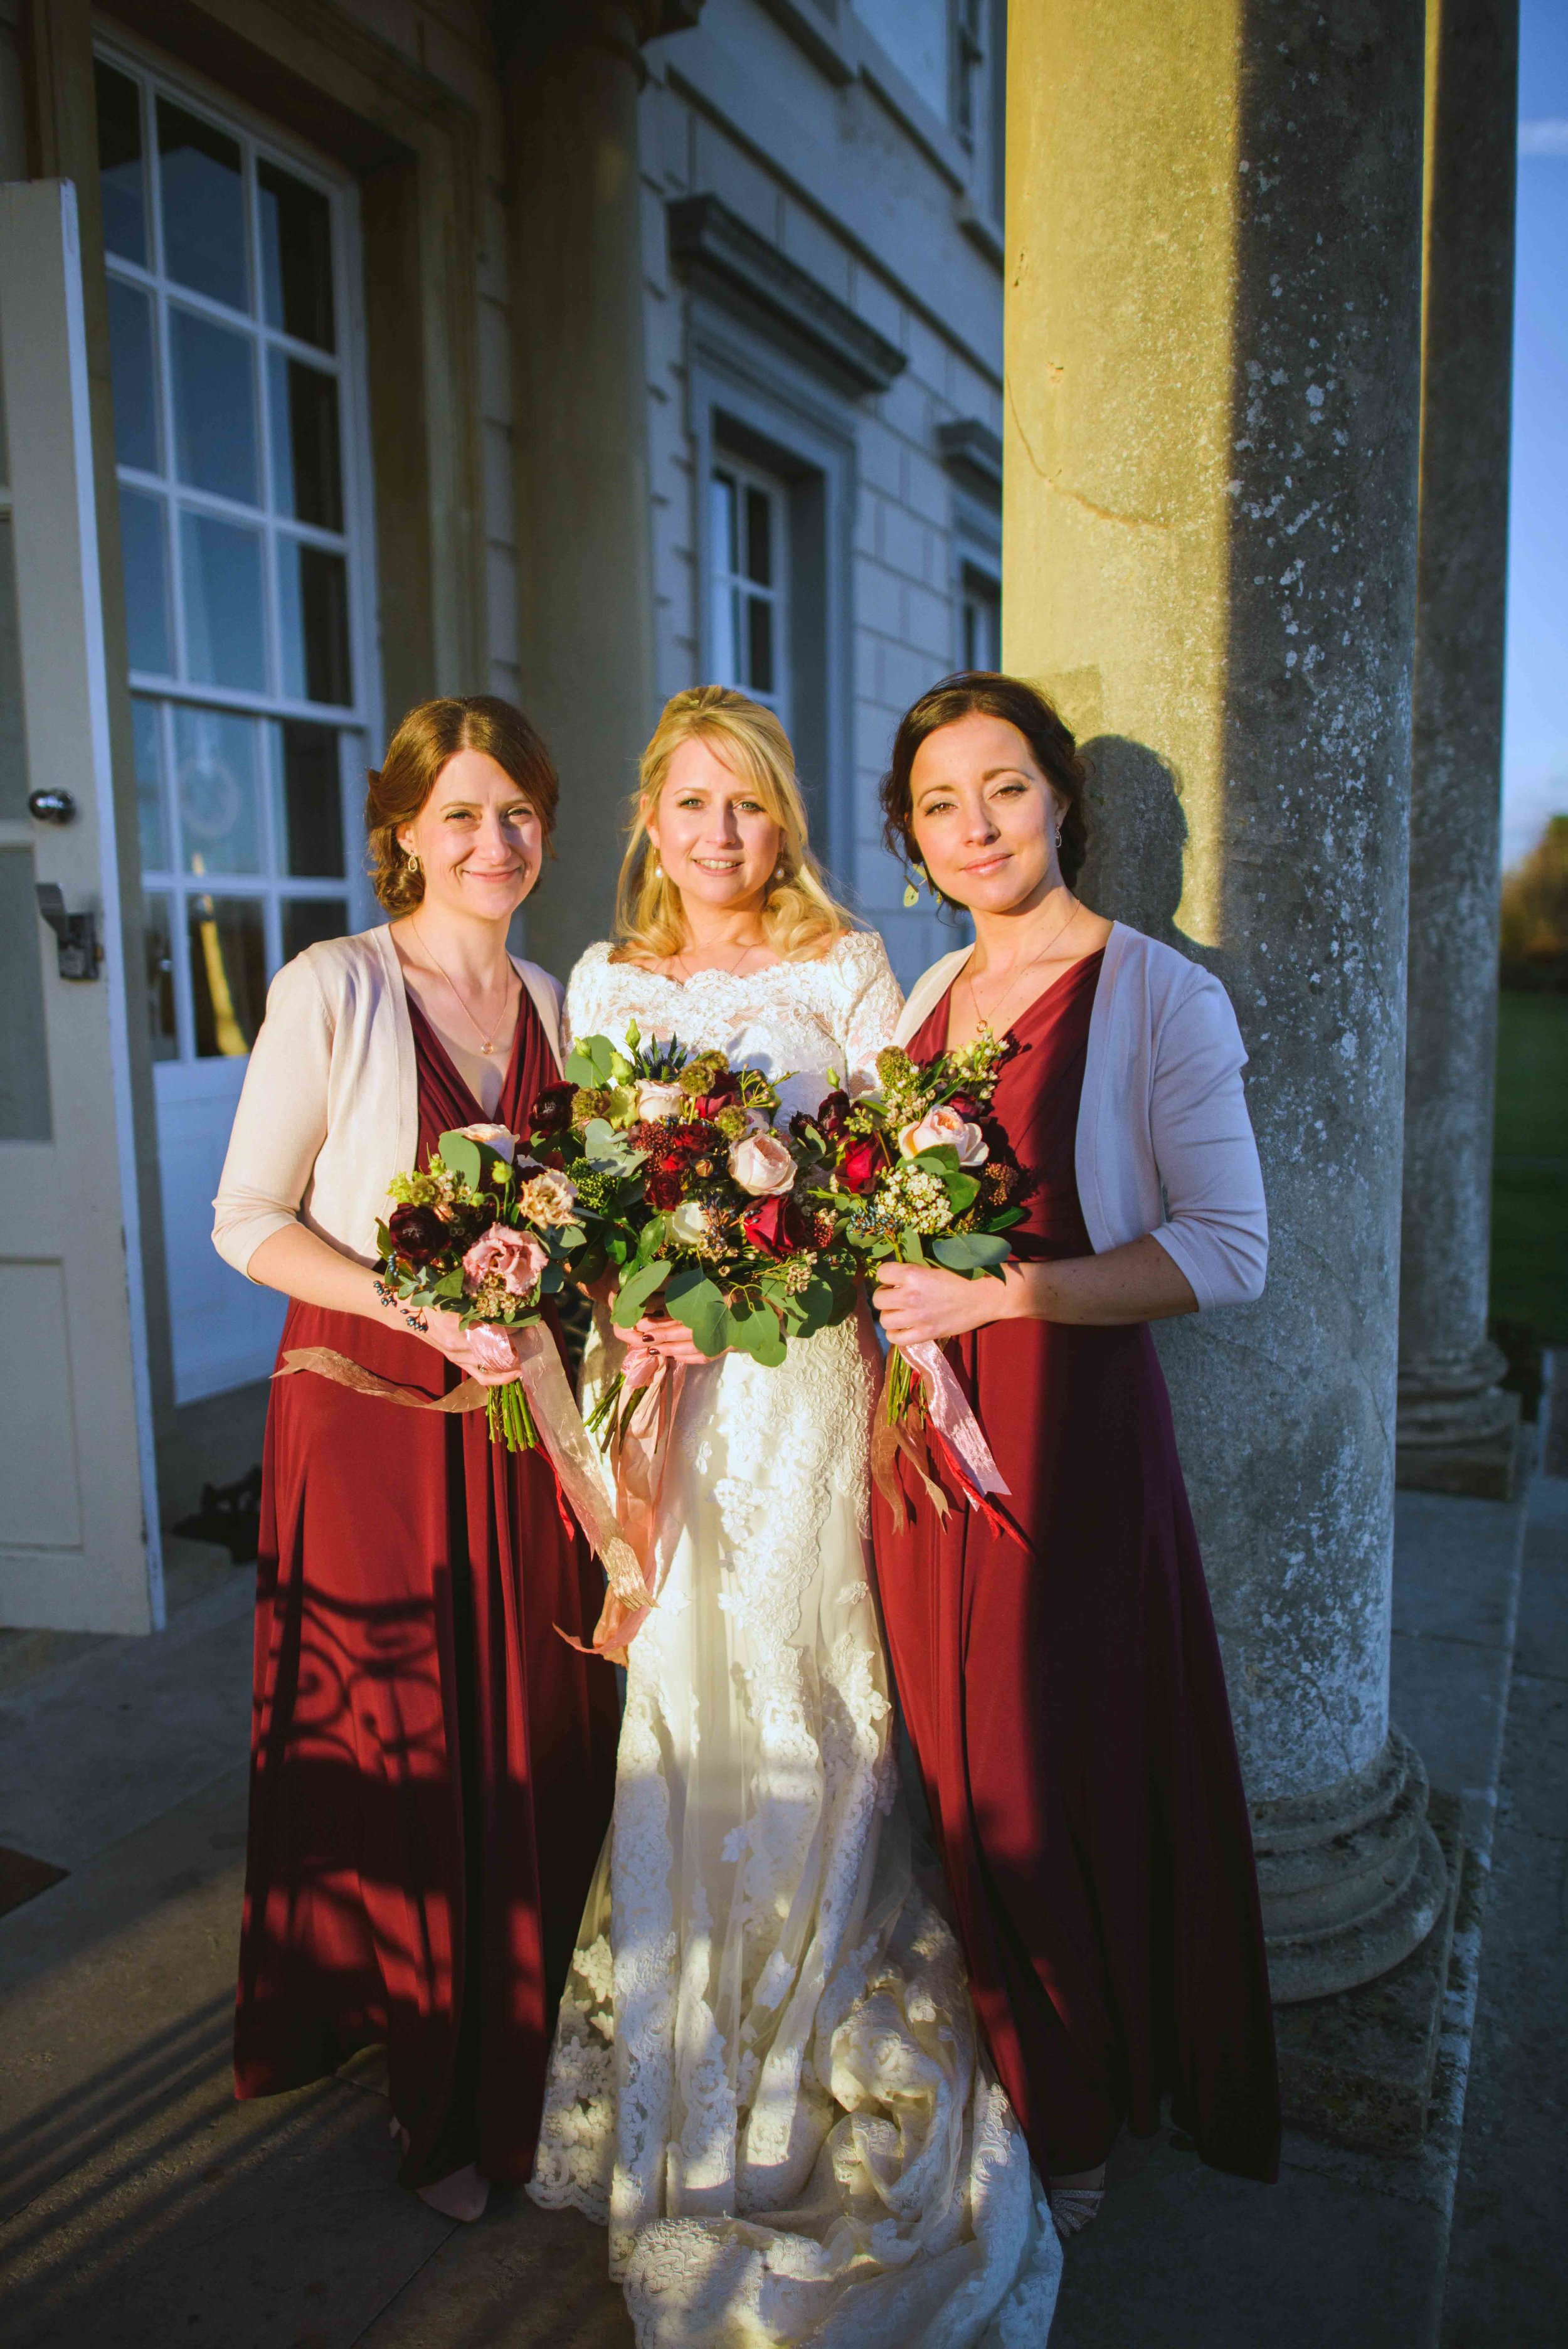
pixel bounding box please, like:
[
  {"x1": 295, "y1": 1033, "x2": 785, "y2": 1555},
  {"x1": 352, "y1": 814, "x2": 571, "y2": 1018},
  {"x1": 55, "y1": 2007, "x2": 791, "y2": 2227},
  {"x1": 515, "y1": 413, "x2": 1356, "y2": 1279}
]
[
  {"x1": 644, "y1": 1157, "x2": 687, "y2": 1211},
  {"x1": 947, "y1": 1091, "x2": 982, "y2": 1121},
  {"x1": 742, "y1": 1193, "x2": 809, "y2": 1260},
  {"x1": 837, "y1": 1135, "x2": 883, "y2": 1195},
  {"x1": 692, "y1": 1071, "x2": 741, "y2": 1119}
]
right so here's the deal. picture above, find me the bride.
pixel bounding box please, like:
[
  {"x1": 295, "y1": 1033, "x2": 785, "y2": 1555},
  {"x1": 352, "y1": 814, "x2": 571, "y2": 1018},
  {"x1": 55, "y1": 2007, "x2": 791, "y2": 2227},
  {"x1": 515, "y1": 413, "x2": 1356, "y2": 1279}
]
[{"x1": 529, "y1": 686, "x2": 1061, "y2": 2345}]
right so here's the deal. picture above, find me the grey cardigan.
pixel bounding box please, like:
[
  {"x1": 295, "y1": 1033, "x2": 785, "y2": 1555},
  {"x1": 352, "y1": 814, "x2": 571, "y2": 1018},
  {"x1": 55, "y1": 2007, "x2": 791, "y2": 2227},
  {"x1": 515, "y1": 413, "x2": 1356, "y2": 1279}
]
[
  {"x1": 212, "y1": 924, "x2": 564, "y2": 1280},
  {"x1": 894, "y1": 921, "x2": 1268, "y2": 1311}
]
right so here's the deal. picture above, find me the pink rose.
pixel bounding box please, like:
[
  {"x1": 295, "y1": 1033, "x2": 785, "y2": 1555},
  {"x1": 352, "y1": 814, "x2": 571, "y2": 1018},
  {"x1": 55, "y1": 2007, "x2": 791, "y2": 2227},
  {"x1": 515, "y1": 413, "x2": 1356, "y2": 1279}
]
[
  {"x1": 728, "y1": 1128, "x2": 797, "y2": 1197},
  {"x1": 898, "y1": 1103, "x2": 988, "y2": 1167},
  {"x1": 454, "y1": 1121, "x2": 519, "y2": 1164},
  {"x1": 462, "y1": 1225, "x2": 549, "y2": 1299},
  {"x1": 635, "y1": 1080, "x2": 686, "y2": 1123}
]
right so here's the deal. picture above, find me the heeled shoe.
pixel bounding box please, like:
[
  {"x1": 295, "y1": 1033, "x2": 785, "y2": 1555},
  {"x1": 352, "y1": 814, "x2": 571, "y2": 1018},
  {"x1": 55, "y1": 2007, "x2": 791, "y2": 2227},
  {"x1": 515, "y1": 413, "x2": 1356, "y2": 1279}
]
[
  {"x1": 391, "y1": 2119, "x2": 490, "y2": 2223},
  {"x1": 1047, "y1": 2183, "x2": 1104, "y2": 2240}
]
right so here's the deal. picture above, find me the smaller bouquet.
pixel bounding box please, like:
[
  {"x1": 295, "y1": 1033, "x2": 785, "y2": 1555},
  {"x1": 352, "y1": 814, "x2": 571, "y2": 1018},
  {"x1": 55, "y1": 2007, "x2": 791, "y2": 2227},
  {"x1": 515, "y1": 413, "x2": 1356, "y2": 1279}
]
[
  {"x1": 803, "y1": 1031, "x2": 1024, "y2": 1414},
  {"x1": 376, "y1": 1121, "x2": 588, "y2": 1450}
]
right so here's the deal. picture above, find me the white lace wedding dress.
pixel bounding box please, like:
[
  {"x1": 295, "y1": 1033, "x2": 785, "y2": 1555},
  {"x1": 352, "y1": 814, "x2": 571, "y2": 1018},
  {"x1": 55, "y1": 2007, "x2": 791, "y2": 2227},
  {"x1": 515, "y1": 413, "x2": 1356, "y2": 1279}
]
[{"x1": 529, "y1": 930, "x2": 1061, "y2": 2348}]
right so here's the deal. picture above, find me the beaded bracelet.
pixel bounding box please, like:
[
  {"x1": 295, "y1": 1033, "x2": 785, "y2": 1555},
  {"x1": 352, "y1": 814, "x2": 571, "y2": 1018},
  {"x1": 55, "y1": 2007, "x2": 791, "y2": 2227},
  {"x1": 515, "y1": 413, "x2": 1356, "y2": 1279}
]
[{"x1": 373, "y1": 1276, "x2": 430, "y2": 1334}]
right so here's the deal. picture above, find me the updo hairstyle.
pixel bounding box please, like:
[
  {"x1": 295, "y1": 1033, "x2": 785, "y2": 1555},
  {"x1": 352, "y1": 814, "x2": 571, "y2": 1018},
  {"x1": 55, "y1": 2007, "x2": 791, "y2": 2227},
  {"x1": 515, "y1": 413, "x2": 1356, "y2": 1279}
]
[
  {"x1": 879, "y1": 671, "x2": 1090, "y2": 902},
  {"x1": 366, "y1": 696, "x2": 559, "y2": 915}
]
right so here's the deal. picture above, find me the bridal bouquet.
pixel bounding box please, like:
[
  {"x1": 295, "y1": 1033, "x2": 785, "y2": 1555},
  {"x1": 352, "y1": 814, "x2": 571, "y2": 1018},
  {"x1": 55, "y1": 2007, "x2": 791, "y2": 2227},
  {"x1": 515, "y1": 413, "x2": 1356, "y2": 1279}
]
[
  {"x1": 527, "y1": 1026, "x2": 861, "y2": 1432},
  {"x1": 376, "y1": 1121, "x2": 588, "y2": 1450}
]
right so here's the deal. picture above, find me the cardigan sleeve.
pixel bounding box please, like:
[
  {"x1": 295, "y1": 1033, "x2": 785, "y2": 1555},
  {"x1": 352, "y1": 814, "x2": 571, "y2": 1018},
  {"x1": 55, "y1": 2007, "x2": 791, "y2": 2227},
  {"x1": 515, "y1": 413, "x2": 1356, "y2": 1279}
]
[
  {"x1": 211, "y1": 951, "x2": 334, "y2": 1280},
  {"x1": 1146, "y1": 968, "x2": 1269, "y2": 1311}
]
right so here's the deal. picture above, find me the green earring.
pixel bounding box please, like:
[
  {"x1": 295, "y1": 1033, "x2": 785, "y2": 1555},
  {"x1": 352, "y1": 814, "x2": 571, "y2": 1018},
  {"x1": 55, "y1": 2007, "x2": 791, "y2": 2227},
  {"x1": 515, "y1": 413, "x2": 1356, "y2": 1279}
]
[{"x1": 903, "y1": 862, "x2": 928, "y2": 909}]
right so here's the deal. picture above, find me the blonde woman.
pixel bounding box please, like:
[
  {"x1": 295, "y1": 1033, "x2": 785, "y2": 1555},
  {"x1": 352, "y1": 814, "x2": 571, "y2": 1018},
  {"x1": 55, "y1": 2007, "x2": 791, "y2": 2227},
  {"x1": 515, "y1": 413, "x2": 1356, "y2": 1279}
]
[{"x1": 528, "y1": 687, "x2": 1061, "y2": 2345}]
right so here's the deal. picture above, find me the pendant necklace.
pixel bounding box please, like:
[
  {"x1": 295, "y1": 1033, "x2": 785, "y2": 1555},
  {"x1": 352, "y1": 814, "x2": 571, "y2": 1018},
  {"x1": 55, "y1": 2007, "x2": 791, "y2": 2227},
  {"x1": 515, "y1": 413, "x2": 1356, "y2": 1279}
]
[
  {"x1": 412, "y1": 921, "x2": 514, "y2": 1054},
  {"x1": 967, "y1": 893, "x2": 1080, "y2": 1035}
]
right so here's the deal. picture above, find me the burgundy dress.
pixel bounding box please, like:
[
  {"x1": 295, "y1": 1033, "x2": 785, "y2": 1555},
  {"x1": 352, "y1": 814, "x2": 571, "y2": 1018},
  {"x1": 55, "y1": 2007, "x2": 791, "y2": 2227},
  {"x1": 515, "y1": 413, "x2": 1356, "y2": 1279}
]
[
  {"x1": 872, "y1": 953, "x2": 1279, "y2": 2183},
  {"x1": 235, "y1": 990, "x2": 619, "y2": 2190}
]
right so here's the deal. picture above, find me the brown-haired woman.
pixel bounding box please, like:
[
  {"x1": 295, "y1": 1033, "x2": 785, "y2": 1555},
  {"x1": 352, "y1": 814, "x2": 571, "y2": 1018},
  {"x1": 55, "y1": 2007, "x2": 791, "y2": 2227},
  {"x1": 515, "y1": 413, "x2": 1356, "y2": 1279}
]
[
  {"x1": 213, "y1": 696, "x2": 617, "y2": 2220},
  {"x1": 871, "y1": 672, "x2": 1279, "y2": 2235}
]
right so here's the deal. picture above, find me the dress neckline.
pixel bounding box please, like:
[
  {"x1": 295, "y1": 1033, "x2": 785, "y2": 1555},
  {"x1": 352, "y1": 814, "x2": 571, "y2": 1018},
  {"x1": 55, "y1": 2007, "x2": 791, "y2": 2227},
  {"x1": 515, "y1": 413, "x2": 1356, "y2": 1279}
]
[
  {"x1": 406, "y1": 988, "x2": 527, "y2": 1122},
  {"x1": 943, "y1": 944, "x2": 1105, "y2": 1047}
]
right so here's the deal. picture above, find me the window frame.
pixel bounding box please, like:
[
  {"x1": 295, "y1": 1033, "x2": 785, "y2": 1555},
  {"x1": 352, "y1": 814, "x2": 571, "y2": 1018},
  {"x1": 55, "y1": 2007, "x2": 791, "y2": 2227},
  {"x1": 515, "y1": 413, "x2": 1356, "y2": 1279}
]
[
  {"x1": 708, "y1": 450, "x2": 793, "y2": 726},
  {"x1": 95, "y1": 33, "x2": 382, "y2": 1067}
]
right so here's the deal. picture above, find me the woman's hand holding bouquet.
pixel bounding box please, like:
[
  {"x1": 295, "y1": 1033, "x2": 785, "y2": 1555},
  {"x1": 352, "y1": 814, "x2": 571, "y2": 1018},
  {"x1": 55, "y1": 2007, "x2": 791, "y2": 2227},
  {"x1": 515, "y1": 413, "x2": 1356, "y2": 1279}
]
[{"x1": 376, "y1": 1120, "x2": 590, "y2": 1450}]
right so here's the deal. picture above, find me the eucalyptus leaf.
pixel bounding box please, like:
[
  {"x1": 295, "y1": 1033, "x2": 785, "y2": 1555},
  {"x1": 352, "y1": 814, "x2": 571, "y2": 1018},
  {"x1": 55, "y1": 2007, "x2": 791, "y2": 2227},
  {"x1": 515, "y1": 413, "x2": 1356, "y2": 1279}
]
[
  {"x1": 945, "y1": 1173, "x2": 980, "y2": 1212},
  {"x1": 730, "y1": 1301, "x2": 787, "y2": 1366},
  {"x1": 583, "y1": 1117, "x2": 644, "y2": 1174},
  {"x1": 932, "y1": 1231, "x2": 1011, "y2": 1271},
  {"x1": 612, "y1": 1257, "x2": 671, "y2": 1328},
  {"x1": 440, "y1": 1132, "x2": 485, "y2": 1190},
  {"x1": 665, "y1": 1266, "x2": 731, "y2": 1355}
]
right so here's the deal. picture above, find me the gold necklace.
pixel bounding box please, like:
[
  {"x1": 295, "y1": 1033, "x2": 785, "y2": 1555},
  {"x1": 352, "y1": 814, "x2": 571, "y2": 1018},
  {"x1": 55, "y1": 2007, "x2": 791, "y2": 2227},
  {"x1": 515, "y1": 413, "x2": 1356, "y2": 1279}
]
[
  {"x1": 411, "y1": 921, "x2": 515, "y2": 1054},
  {"x1": 966, "y1": 894, "x2": 1080, "y2": 1032}
]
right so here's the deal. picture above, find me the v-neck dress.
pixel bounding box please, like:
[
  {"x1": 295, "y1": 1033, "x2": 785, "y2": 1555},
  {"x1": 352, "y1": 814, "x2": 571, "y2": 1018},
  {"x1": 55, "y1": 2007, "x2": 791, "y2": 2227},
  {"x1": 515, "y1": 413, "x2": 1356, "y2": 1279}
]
[
  {"x1": 235, "y1": 988, "x2": 619, "y2": 2190},
  {"x1": 871, "y1": 952, "x2": 1280, "y2": 2185}
]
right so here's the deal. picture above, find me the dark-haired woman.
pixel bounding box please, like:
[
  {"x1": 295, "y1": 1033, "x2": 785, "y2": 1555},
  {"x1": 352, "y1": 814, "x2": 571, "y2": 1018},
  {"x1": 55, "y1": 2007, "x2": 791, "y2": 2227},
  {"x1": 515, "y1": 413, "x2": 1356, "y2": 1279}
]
[
  {"x1": 213, "y1": 697, "x2": 618, "y2": 2220},
  {"x1": 871, "y1": 673, "x2": 1279, "y2": 2235}
]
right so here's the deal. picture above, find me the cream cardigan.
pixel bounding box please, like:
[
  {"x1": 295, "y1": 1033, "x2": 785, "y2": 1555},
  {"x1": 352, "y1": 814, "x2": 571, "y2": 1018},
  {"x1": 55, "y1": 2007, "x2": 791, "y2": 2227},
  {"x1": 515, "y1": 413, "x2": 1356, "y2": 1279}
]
[
  {"x1": 211, "y1": 924, "x2": 565, "y2": 1280},
  {"x1": 896, "y1": 921, "x2": 1268, "y2": 1312}
]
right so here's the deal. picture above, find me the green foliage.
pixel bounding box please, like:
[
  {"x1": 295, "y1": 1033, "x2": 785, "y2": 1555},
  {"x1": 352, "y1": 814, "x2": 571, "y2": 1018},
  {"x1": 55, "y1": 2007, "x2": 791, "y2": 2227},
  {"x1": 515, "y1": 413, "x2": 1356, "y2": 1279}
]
[
  {"x1": 664, "y1": 1266, "x2": 732, "y2": 1355},
  {"x1": 612, "y1": 1258, "x2": 671, "y2": 1328}
]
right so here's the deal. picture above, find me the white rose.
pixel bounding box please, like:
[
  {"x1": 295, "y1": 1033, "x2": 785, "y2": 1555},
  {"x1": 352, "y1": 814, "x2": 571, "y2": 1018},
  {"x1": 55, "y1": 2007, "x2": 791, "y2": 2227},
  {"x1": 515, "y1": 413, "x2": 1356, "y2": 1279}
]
[
  {"x1": 898, "y1": 1103, "x2": 988, "y2": 1168},
  {"x1": 635, "y1": 1079, "x2": 686, "y2": 1123},
  {"x1": 728, "y1": 1129, "x2": 797, "y2": 1197},
  {"x1": 668, "y1": 1199, "x2": 712, "y2": 1248},
  {"x1": 455, "y1": 1121, "x2": 517, "y2": 1164}
]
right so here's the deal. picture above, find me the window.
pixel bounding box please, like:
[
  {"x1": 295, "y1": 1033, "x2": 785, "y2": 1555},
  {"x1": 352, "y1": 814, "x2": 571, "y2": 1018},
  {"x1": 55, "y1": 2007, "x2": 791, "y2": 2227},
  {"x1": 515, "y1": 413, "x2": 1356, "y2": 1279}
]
[
  {"x1": 96, "y1": 50, "x2": 372, "y2": 1063},
  {"x1": 960, "y1": 564, "x2": 1001, "y2": 672},
  {"x1": 710, "y1": 457, "x2": 790, "y2": 724}
]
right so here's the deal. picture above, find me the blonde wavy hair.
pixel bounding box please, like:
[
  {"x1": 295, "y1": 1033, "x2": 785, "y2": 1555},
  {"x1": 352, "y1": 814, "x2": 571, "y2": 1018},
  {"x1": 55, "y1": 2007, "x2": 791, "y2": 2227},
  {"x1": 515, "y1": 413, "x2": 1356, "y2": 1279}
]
[{"x1": 611, "y1": 685, "x2": 852, "y2": 964}]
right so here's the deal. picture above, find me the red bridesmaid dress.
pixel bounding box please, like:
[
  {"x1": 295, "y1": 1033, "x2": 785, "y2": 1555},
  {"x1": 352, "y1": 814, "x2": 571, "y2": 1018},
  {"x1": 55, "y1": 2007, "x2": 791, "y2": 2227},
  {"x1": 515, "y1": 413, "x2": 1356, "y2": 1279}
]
[
  {"x1": 235, "y1": 987, "x2": 619, "y2": 2190},
  {"x1": 872, "y1": 952, "x2": 1279, "y2": 2184}
]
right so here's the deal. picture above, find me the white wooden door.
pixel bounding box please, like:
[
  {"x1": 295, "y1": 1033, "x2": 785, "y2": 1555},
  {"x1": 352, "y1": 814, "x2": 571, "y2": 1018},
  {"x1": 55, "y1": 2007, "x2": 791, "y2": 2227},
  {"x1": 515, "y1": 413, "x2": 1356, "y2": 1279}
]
[{"x1": 0, "y1": 181, "x2": 162, "y2": 1635}]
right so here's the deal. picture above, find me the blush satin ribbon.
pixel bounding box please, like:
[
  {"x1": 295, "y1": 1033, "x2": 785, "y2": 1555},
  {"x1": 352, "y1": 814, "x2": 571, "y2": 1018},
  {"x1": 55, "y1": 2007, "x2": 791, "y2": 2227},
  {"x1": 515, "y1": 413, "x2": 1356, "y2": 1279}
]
[
  {"x1": 275, "y1": 1327, "x2": 657, "y2": 1645},
  {"x1": 870, "y1": 1337, "x2": 1024, "y2": 1547},
  {"x1": 558, "y1": 1339, "x2": 687, "y2": 1662}
]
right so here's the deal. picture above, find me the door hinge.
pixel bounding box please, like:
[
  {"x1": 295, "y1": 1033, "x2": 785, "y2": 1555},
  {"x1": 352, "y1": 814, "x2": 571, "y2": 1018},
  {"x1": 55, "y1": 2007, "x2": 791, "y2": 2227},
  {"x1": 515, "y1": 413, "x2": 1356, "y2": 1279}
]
[{"x1": 36, "y1": 882, "x2": 102, "y2": 980}]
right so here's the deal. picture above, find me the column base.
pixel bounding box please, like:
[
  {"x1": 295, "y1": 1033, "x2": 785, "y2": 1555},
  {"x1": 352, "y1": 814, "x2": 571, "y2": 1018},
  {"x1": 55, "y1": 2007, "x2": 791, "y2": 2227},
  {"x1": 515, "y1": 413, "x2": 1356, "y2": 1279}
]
[
  {"x1": 1253, "y1": 1727, "x2": 1448, "y2": 2005},
  {"x1": 1274, "y1": 1788, "x2": 1464, "y2": 2154},
  {"x1": 1396, "y1": 1342, "x2": 1524, "y2": 1500}
]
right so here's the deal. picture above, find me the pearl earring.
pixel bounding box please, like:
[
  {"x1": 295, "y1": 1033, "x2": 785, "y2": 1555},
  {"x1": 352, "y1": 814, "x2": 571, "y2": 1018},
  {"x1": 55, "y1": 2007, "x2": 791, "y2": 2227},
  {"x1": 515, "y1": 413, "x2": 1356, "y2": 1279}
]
[{"x1": 652, "y1": 857, "x2": 662, "y2": 879}]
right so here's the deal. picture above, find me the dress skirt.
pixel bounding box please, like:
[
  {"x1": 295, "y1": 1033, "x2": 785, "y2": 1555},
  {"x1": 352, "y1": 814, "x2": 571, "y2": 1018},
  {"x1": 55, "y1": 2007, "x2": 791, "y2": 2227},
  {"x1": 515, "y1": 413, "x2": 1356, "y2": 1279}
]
[
  {"x1": 235, "y1": 990, "x2": 619, "y2": 2188},
  {"x1": 872, "y1": 952, "x2": 1280, "y2": 2185}
]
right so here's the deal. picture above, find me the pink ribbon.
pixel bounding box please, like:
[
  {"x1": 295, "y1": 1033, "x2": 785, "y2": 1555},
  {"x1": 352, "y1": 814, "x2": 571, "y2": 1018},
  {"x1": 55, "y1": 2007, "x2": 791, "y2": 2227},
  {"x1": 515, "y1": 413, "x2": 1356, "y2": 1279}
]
[
  {"x1": 872, "y1": 1339, "x2": 1025, "y2": 1549},
  {"x1": 561, "y1": 1343, "x2": 685, "y2": 1662}
]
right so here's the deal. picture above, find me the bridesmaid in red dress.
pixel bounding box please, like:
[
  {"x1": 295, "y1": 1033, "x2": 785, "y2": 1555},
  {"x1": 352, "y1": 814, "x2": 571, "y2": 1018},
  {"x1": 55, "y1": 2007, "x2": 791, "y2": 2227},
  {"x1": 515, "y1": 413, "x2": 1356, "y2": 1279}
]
[
  {"x1": 213, "y1": 698, "x2": 618, "y2": 2221},
  {"x1": 871, "y1": 674, "x2": 1279, "y2": 2239}
]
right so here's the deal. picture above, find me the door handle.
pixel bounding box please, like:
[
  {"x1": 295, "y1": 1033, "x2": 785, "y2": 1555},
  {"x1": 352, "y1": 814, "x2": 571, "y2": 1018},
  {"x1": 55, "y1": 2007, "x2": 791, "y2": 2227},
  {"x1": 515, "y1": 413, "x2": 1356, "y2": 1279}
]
[
  {"x1": 28, "y1": 789, "x2": 77, "y2": 824},
  {"x1": 36, "y1": 882, "x2": 102, "y2": 980}
]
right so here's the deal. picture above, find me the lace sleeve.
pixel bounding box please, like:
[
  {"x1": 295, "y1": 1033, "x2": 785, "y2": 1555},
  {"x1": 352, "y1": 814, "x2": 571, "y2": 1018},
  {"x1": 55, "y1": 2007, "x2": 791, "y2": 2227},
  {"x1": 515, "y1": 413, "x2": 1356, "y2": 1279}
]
[
  {"x1": 833, "y1": 930, "x2": 904, "y2": 1090},
  {"x1": 563, "y1": 940, "x2": 613, "y2": 1054}
]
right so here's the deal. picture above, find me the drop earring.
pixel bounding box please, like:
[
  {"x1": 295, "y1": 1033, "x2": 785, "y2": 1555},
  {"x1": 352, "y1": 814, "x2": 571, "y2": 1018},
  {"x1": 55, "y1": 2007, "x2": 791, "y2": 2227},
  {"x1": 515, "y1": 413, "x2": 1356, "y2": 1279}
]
[
  {"x1": 903, "y1": 862, "x2": 928, "y2": 909},
  {"x1": 405, "y1": 849, "x2": 421, "y2": 874}
]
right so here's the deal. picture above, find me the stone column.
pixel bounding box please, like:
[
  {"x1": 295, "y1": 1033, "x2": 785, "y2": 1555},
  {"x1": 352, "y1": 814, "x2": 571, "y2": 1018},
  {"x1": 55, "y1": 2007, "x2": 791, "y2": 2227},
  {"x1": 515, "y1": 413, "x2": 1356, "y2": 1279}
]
[
  {"x1": 1005, "y1": 0, "x2": 1444, "y2": 2000},
  {"x1": 1396, "y1": 0, "x2": 1522, "y2": 1501},
  {"x1": 498, "y1": 4, "x2": 681, "y2": 971}
]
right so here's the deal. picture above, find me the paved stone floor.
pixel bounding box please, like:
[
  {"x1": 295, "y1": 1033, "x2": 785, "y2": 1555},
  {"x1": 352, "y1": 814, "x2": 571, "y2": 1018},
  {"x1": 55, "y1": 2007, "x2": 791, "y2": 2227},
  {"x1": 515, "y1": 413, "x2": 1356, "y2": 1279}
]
[{"x1": 0, "y1": 1391, "x2": 1564, "y2": 2346}]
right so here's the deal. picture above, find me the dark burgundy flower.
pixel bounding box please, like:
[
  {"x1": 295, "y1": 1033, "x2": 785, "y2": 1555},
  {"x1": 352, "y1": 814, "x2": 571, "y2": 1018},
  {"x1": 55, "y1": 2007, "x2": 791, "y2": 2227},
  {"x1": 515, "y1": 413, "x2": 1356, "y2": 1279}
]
[
  {"x1": 742, "y1": 1192, "x2": 810, "y2": 1261},
  {"x1": 644, "y1": 1157, "x2": 687, "y2": 1211},
  {"x1": 948, "y1": 1091, "x2": 982, "y2": 1121},
  {"x1": 837, "y1": 1135, "x2": 883, "y2": 1195},
  {"x1": 692, "y1": 1071, "x2": 742, "y2": 1119},
  {"x1": 388, "y1": 1203, "x2": 447, "y2": 1265},
  {"x1": 529, "y1": 1081, "x2": 575, "y2": 1137}
]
